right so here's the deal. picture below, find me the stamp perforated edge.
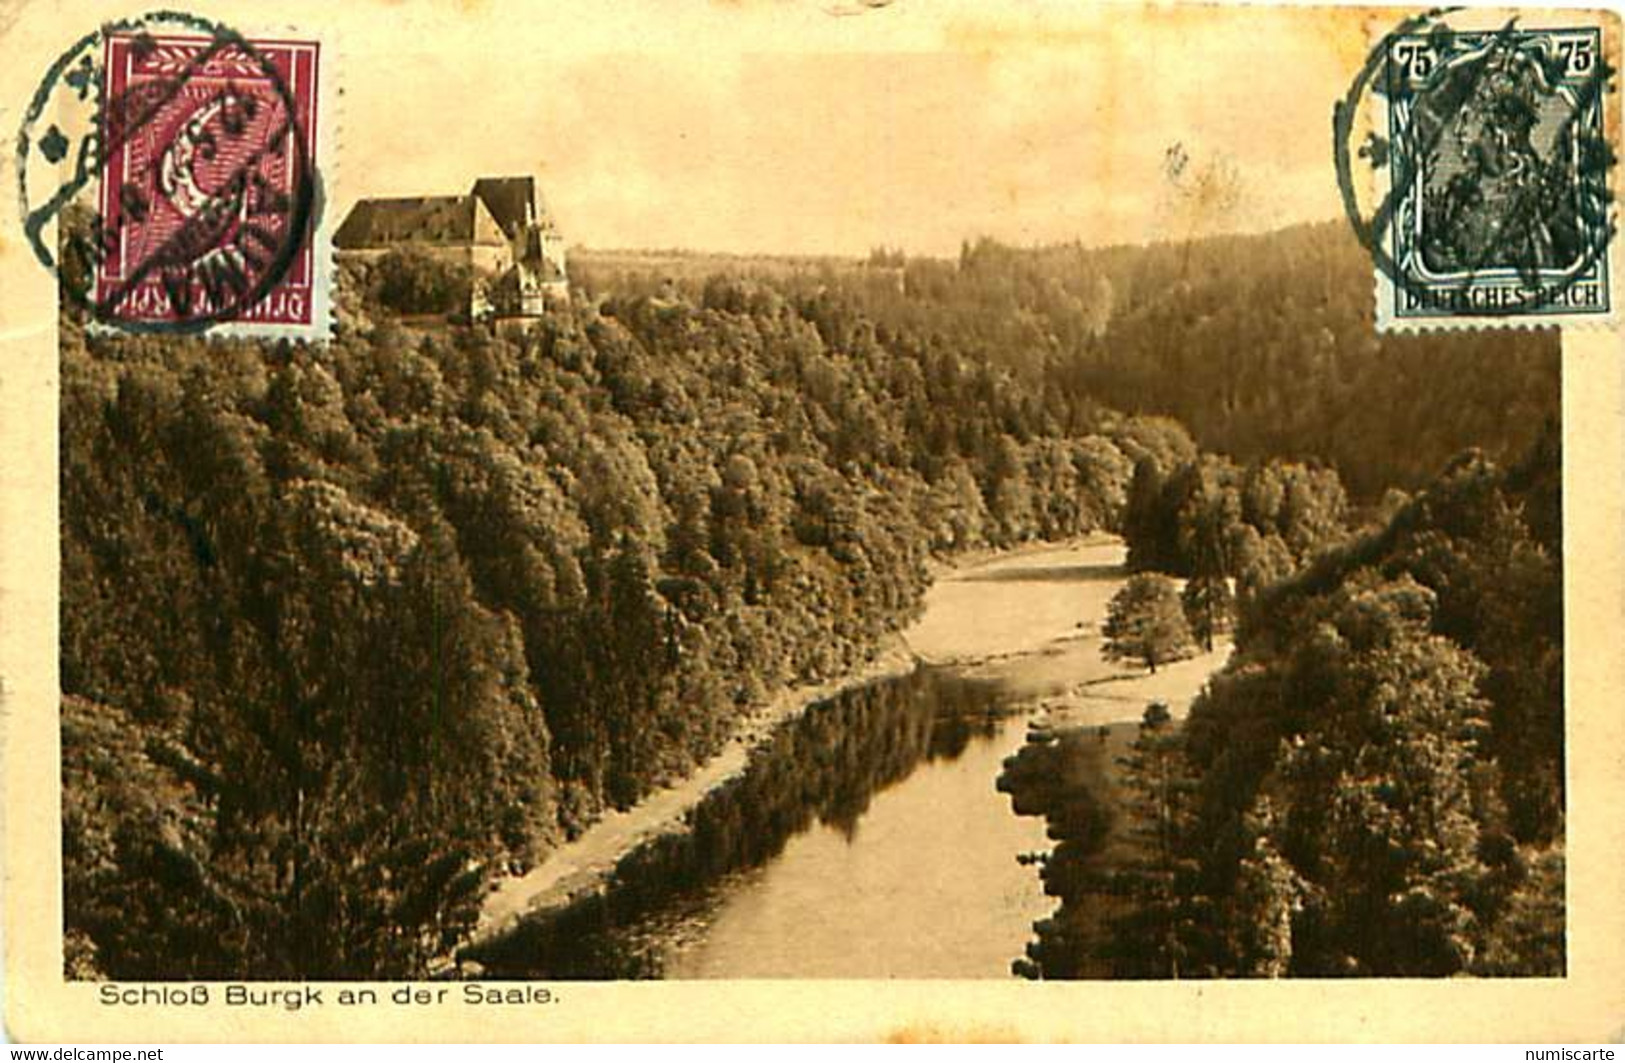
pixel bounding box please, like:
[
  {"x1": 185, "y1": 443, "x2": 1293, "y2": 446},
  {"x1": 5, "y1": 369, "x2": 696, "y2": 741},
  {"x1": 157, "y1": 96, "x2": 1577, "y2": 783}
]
[
  {"x1": 80, "y1": 17, "x2": 339, "y2": 344},
  {"x1": 1365, "y1": 10, "x2": 1623, "y2": 335}
]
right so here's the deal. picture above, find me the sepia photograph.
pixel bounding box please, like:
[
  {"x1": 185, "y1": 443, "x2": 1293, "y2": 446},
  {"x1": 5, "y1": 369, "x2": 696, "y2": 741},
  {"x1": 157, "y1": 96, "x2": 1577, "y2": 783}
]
[{"x1": 1, "y1": 0, "x2": 1622, "y2": 1045}]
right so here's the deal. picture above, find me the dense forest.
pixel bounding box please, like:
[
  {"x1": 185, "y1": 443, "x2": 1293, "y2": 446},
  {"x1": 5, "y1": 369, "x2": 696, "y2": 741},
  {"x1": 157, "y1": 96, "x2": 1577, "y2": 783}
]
[
  {"x1": 61, "y1": 260, "x2": 1136, "y2": 979},
  {"x1": 577, "y1": 221, "x2": 1560, "y2": 498},
  {"x1": 1180, "y1": 428, "x2": 1564, "y2": 976},
  {"x1": 62, "y1": 218, "x2": 1561, "y2": 979},
  {"x1": 1013, "y1": 427, "x2": 1564, "y2": 978}
]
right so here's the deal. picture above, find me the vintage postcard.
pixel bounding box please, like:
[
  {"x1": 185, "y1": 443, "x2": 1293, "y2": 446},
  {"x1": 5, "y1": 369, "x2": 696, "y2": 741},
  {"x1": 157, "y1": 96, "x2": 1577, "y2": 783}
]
[{"x1": 1, "y1": 0, "x2": 1622, "y2": 1044}]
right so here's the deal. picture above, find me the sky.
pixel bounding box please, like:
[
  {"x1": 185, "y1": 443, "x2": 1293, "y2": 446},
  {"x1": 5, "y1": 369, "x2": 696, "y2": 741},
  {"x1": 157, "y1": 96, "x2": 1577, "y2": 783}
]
[
  {"x1": 317, "y1": 0, "x2": 1382, "y2": 256},
  {"x1": 6, "y1": 0, "x2": 1384, "y2": 258}
]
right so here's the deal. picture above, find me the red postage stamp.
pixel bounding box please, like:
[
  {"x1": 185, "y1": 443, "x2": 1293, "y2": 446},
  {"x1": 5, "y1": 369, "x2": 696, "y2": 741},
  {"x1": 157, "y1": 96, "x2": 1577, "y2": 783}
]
[{"x1": 92, "y1": 30, "x2": 327, "y2": 335}]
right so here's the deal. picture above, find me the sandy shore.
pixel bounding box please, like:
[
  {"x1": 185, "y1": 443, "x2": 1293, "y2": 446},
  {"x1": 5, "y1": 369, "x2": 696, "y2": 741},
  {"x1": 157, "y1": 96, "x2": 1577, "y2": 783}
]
[
  {"x1": 905, "y1": 535, "x2": 1127, "y2": 665},
  {"x1": 909, "y1": 535, "x2": 1231, "y2": 729},
  {"x1": 473, "y1": 639, "x2": 918, "y2": 945},
  {"x1": 471, "y1": 533, "x2": 1229, "y2": 949}
]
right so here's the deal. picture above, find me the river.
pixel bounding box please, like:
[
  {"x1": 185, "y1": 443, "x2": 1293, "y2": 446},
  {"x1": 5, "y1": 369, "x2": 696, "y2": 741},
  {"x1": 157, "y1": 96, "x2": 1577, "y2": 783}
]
[{"x1": 469, "y1": 538, "x2": 1231, "y2": 979}]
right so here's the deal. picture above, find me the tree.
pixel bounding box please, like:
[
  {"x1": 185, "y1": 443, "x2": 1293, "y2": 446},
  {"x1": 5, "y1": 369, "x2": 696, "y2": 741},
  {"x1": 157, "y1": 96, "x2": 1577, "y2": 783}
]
[
  {"x1": 1123, "y1": 459, "x2": 1174, "y2": 571},
  {"x1": 1105, "y1": 720, "x2": 1213, "y2": 977},
  {"x1": 372, "y1": 247, "x2": 476, "y2": 316},
  {"x1": 1475, "y1": 845, "x2": 1565, "y2": 976},
  {"x1": 1102, "y1": 574, "x2": 1194, "y2": 674},
  {"x1": 1181, "y1": 574, "x2": 1234, "y2": 652},
  {"x1": 1269, "y1": 577, "x2": 1491, "y2": 975},
  {"x1": 1141, "y1": 701, "x2": 1173, "y2": 730}
]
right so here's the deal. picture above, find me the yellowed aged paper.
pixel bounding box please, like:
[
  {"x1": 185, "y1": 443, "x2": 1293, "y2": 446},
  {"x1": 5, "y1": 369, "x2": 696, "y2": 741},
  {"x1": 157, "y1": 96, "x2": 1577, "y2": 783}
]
[{"x1": 2, "y1": 0, "x2": 1622, "y2": 1043}]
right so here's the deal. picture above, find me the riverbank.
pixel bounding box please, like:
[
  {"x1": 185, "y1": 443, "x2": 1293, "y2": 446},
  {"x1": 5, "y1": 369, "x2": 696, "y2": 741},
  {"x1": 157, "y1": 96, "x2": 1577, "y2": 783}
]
[
  {"x1": 999, "y1": 718, "x2": 1148, "y2": 978},
  {"x1": 472, "y1": 637, "x2": 919, "y2": 947},
  {"x1": 909, "y1": 534, "x2": 1231, "y2": 727},
  {"x1": 970, "y1": 544, "x2": 1233, "y2": 979},
  {"x1": 471, "y1": 534, "x2": 1130, "y2": 951},
  {"x1": 469, "y1": 532, "x2": 1231, "y2": 958}
]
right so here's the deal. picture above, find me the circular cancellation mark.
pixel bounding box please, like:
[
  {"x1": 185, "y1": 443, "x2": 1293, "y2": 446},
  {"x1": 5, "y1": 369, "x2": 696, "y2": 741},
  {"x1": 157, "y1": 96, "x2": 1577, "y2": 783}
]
[
  {"x1": 16, "y1": 10, "x2": 321, "y2": 334},
  {"x1": 1333, "y1": 8, "x2": 1616, "y2": 321}
]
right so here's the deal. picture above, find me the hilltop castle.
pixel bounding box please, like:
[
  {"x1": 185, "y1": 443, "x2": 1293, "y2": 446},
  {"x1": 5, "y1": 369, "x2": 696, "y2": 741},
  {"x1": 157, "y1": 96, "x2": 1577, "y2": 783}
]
[{"x1": 335, "y1": 176, "x2": 568, "y2": 318}]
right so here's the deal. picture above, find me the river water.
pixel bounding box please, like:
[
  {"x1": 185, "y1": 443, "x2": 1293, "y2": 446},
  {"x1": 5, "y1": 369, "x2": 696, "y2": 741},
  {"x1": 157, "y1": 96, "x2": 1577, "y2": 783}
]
[
  {"x1": 472, "y1": 540, "x2": 1226, "y2": 980},
  {"x1": 478, "y1": 668, "x2": 1053, "y2": 979}
]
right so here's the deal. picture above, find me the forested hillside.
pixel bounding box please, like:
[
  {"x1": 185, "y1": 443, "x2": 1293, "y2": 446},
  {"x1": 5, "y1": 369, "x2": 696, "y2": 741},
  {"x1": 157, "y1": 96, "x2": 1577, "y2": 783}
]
[
  {"x1": 1178, "y1": 429, "x2": 1565, "y2": 975},
  {"x1": 581, "y1": 222, "x2": 1560, "y2": 498},
  {"x1": 61, "y1": 266, "x2": 1143, "y2": 979},
  {"x1": 62, "y1": 221, "x2": 1561, "y2": 980},
  {"x1": 1017, "y1": 428, "x2": 1564, "y2": 978},
  {"x1": 1040, "y1": 224, "x2": 1560, "y2": 496}
]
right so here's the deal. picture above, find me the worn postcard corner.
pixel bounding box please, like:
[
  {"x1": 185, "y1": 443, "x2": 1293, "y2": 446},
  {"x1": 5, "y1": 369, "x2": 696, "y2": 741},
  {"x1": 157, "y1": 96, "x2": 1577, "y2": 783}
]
[{"x1": 2, "y1": 0, "x2": 1623, "y2": 1045}]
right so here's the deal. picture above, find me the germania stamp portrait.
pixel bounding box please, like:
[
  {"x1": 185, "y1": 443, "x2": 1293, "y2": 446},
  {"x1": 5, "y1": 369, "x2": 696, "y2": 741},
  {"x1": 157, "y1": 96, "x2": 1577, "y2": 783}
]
[{"x1": 1371, "y1": 21, "x2": 1615, "y2": 327}]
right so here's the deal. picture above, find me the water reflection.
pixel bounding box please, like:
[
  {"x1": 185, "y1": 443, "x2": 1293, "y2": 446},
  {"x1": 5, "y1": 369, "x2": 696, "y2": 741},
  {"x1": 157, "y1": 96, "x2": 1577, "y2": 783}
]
[
  {"x1": 471, "y1": 667, "x2": 1047, "y2": 979},
  {"x1": 1001, "y1": 722, "x2": 1125, "y2": 979}
]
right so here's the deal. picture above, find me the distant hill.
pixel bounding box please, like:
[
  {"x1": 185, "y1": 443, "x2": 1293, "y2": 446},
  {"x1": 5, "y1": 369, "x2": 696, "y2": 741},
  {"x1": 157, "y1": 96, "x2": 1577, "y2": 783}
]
[
  {"x1": 575, "y1": 222, "x2": 1560, "y2": 500},
  {"x1": 1050, "y1": 221, "x2": 1560, "y2": 498},
  {"x1": 571, "y1": 247, "x2": 870, "y2": 288}
]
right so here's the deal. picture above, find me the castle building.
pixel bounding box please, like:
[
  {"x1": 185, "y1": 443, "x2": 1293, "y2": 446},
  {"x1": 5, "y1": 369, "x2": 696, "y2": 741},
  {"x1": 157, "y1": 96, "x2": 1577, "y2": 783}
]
[{"x1": 334, "y1": 176, "x2": 569, "y2": 317}]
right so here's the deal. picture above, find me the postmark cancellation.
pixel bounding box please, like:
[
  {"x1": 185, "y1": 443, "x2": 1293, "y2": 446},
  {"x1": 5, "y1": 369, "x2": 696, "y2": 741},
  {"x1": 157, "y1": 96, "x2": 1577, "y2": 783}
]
[
  {"x1": 1349, "y1": 13, "x2": 1621, "y2": 331},
  {"x1": 17, "y1": 12, "x2": 333, "y2": 339}
]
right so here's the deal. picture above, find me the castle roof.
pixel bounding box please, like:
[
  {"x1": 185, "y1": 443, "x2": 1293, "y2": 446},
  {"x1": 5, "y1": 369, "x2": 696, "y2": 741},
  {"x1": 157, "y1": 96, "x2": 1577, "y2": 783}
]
[
  {"x1": 334, "y1": 193, "x2": 508, "y2": 249},
  {"x1": 336, "y1": 176, "x2": 563, "y2": 255},
  {"x1": 471, "y1": 176, "x2": 539, "y2": 237}
]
